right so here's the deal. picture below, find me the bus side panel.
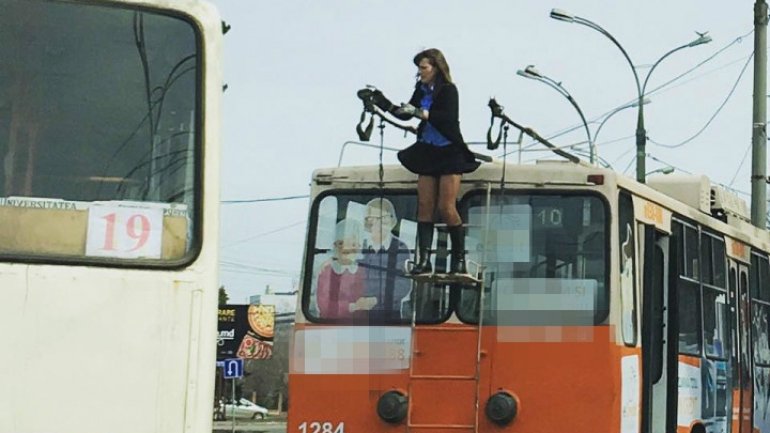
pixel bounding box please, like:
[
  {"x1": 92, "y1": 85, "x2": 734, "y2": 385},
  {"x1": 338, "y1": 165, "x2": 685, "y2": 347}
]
[{"x1": 0, "y1": 266, "x2": 204, "y2": 433}]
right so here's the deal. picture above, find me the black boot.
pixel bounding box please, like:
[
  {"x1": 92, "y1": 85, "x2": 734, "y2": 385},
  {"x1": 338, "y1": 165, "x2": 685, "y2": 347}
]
[
  {"x1": 411, "y1": 222, "x2": 434, "y2": 275},
  {"x1": 449, "y1": 224, "x2": 467, "y2": 275}
]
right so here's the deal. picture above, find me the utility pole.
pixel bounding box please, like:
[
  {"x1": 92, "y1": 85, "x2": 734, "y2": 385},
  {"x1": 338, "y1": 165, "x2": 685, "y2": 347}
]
[{"x1": 752, "y1": 0, "x2": 768, "y2": 228}]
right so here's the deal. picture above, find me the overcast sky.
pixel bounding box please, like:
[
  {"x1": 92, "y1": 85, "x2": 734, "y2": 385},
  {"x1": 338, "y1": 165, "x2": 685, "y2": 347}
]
[{"x1": 210, "y1": 0, "x2": 760, "y2": 303}]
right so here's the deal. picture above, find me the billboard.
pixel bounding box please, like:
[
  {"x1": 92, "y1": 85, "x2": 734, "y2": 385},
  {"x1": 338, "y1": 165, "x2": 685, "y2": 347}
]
[{"x1": 217, "y1": 304, "x2": 274, "y2": 360}]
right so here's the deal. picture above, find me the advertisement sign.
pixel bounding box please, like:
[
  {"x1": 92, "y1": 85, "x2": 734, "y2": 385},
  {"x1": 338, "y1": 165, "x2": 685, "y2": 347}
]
[{"x1": 217, "y1": 304, "x2": 275, "y2": 360}]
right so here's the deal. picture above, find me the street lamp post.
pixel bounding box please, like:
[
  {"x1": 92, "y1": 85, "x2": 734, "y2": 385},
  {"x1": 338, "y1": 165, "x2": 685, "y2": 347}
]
[
  {"x1": 592, "y1": 98, "x2": 651, "y2": 145},
  {"x1": 550, "y1": 8, "x2": 711, "y2": 183},
  {"x1": 517, "y1": 65, "x2": 594, "y2": 164}
]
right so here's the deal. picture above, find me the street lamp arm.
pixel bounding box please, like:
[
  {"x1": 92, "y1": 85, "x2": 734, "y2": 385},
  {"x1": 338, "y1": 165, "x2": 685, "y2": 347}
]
[
  {"x1": 641, "y1": 43, "x2": 690, "y2": 97},
  {"x1": 517, "y1": 67, "x2": 594, "y2": 163},
  {"x1": 565, "y1": 94, "x2": 593, "y2": 157},
  {"x1": 574, "y1": 17, "x2": 642, "y2": 95}
]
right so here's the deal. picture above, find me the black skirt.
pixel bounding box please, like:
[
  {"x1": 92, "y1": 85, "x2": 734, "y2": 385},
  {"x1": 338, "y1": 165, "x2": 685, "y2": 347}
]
[{"x1": 397, "y1": 141, "x2": 480, "y2": 176}]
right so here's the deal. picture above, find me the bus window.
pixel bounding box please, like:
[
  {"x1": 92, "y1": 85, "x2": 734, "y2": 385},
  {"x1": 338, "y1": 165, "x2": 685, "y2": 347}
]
[
  {"x1": 0, "y1": 0, "x2": 199, "y2": 264},
  {"x1": 302, "y1": 192, "x2": 450, "y2": 324},
  {"x1": 713, "y1": 238, "x2": 727, "y2": 288},
  {"x1": 701, "y1": 234, "x2": 713, "y2": 285},
  {"x1": 753, "y1": 303, "x2": 770, "y2": 365},
  {"x1": 703, "y1": 287, "x2": 728, "y2": 359},
  {"x1": 457, "y1": 192, "x2": 608, "y2": 326},
  {"x1": 678, "y1": 279, "x2": 702, "y2": 355},
  {"x1": 751, "y1": 254, "x2": 762, "y2": 300},
  {"x1": 759, "y1": 256, "x2": 770, "y2": 302},
  {"x1": 618, "y1": 191, "x2": 637, "y2": 346},
  {"x1": 684, "y1": 225, "x2": 699, "y2": 280},
  {"x1": 752, "y1": 254, "x2": 770, "y2": 366}
]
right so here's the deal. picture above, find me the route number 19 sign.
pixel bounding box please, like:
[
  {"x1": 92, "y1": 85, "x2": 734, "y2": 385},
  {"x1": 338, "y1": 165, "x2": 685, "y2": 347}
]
[{"x1": 86, "y1": 204, "x2": 163, "y2": 259}]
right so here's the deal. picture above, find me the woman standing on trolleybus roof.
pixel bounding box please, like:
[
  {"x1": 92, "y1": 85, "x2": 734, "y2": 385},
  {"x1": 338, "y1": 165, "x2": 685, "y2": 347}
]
[{"x1": 371, "y1": 48, "x2": 480, "y2": 275}]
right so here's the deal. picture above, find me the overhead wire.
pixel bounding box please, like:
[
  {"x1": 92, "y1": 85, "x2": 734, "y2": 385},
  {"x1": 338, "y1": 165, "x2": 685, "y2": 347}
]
[
  {"x1": 728, "y1": 142, "x2": 752, "y2": 187},
  {"x1": 511, "y1": 27, "x2": 754, "y2": 159},
  {"x1": 222, "y1": 195, "x2": 309, "y2": 204},
  {"x1": 222, "y1": 219, "x2": 307, "y2": 248},
  {"x1": 648, "y1": 51, "x2": 754, "y2": 148}
]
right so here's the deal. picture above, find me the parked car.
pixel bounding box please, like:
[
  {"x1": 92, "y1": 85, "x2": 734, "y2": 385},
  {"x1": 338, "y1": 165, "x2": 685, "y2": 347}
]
[{"x1": 219, "y1": 398, "x2": 269, "y2": 420}]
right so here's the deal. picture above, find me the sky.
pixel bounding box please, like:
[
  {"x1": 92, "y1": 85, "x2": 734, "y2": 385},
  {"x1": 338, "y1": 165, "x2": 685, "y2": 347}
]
[{"x1": 211, "y1": 0, "x2": 760, "y2": 303}]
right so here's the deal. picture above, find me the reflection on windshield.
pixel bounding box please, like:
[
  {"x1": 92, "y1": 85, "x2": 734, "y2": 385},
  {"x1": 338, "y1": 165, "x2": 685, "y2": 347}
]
[
  {"x1": 304, "y1": 193, "x2": 450, "y2": 324},
  {"x1": 0, "y1": 0, "x2": 197, "y2": 203},
  {"x1": 0, "y1": 0, "x2": 199, "y2": 261},
  {"x1": 459, "y1": 193, "x2": 608, "y2": 326}
]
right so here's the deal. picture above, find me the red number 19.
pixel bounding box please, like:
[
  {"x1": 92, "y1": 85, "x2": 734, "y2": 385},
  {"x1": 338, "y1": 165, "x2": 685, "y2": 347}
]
[{"x1": 101, "y1": 213, "x2": 151, "y2": 252}]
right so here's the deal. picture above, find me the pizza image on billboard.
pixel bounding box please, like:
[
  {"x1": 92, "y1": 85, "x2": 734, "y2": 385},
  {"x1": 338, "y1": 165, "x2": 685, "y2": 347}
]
[{"x1": 248, "y1": 304, "x2": 275, "y2": 339}]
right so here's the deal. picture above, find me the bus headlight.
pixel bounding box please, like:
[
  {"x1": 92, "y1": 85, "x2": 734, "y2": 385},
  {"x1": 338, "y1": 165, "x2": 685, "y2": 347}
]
[
  {"x1": 376, "y1": 390, "x2": 408, "y2": 424},
  {"x1": 485, "y1": 391, "x2": 517, "y2": 425}
]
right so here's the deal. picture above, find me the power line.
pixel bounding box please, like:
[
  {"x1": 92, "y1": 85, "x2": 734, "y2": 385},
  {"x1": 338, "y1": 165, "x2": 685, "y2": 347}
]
[
  {"x1": 222, "y1": 194, "x2": 309, "y2": 204},
  {"x1": 643, "y1": 29, "x2": 753, "y2": 99},
  {"x1": 508, "y1": 29, "x2": 754, "y2": 158},
  {"x1": 649, "y1": 52, "x2": 754, "y2": 149},
  {"x1": 222, "y1": 219, "x2": 307, "y2": 248},
  {"x1": 729, "y1": 141, "x2": 752, "y2": 187}
]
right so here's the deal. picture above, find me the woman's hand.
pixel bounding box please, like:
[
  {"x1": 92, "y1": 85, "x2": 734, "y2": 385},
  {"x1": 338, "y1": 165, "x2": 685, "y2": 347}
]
[{"x1": 396, "y1": 103, "x2": 426, "y2": 120}]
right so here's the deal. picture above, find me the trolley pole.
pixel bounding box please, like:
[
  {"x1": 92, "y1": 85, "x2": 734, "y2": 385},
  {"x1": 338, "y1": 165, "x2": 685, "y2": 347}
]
[{"x1": 751, "y1": 0, "x2": 768, "y2": 228}]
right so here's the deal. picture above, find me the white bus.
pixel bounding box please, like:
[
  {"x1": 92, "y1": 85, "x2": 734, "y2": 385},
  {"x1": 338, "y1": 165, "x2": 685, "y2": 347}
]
[{"x1": 0, "y1": 1, "x2": 222, "y2": 432}]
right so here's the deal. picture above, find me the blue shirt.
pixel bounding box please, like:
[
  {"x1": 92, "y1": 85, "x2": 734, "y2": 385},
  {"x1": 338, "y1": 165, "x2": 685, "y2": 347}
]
[{"x1": 419, "y1": 84, "x2": 451, "y2": 147}]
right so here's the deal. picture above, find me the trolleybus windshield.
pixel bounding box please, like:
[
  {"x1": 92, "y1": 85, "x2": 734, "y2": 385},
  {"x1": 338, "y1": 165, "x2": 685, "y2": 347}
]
[
  {"x1": 302, "y1": 191, "x2": 451, "y2": 324},
  {"x1": 0, "y1": 0, "x2": 200, "y2": 264},
  {"x1": 457, "y1": 192, "x2": 609, "y2": 325}
]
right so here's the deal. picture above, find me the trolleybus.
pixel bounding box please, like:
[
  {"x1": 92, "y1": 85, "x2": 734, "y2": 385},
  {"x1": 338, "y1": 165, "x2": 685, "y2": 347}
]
[
  {"x1": 289, "y1": 157, "x2": 770, "y2": 433},
  {"x1": 0, "y1": 1, "x2": 222, "y2": 432}
]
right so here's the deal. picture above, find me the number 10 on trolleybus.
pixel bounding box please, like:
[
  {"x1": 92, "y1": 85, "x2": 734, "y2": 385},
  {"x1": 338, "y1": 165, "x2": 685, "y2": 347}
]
[
  {"x1": 289, "y1": 159, "x2": 770, "y2": 433},
  {"x1": 1, "y1": 1, "x2": 222, "y2": 432}
]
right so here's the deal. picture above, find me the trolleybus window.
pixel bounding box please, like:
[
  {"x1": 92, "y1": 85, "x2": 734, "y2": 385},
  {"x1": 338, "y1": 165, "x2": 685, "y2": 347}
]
[
  {"x1": 751, "y1": 254, "x2": 770, "y2": 365},
  {"x1": 618, "y1": 191, "x2": 637, "y2": 346},
  {"x1": 0, "y1": 0, "x2": 199, "y2": 264},
  {"x1": 457, "y1": 192, "x2": 608, "y2": 326},
  {"x1": 302, "y1": 192, "x2": 451, "y2": 324},
  {"x1": 702, "y1": 233, "x2": 728, "y2": 359},
  {"x1": 673, "y1": 221, "x2": 703, "y2": 355}
]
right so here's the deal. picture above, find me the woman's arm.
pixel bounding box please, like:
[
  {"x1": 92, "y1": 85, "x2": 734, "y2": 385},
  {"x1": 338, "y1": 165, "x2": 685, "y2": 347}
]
[{"x1": 389, "y1": 87, "x2": 422, "y2": 121}]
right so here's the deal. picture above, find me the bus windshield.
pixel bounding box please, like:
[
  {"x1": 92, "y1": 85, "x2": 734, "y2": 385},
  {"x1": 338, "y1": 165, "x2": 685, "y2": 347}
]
[
  {"x1": 302, "y1": 192, "x2": 451, "y2": 324},
  {"x1": 458, "y1": 192, "x2": 609, "y2": 325},
  {"x1": 0, "y1": 0, "x2": 199, "y2": 263}
]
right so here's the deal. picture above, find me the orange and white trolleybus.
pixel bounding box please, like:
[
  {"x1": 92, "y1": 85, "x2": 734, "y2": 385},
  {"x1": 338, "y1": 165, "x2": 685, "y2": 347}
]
[
  {"x1": 0, "y1": 1, "x2": 222, "y2": 432},
  {"x1": 289, "y1": 157, "x2": 770, "y2": 433}
]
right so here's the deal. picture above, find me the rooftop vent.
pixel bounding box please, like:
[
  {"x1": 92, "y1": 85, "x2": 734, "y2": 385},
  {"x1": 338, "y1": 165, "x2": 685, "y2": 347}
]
[
  {"x1": 646, "y1": 173, "x2": 750, "y2": 225},
  {"x1": 646, "y1": 174, "x2": 710, "y2": 214},
  {"x1": 710, "y1": 185, "x2": 750, "y2": 223}
]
